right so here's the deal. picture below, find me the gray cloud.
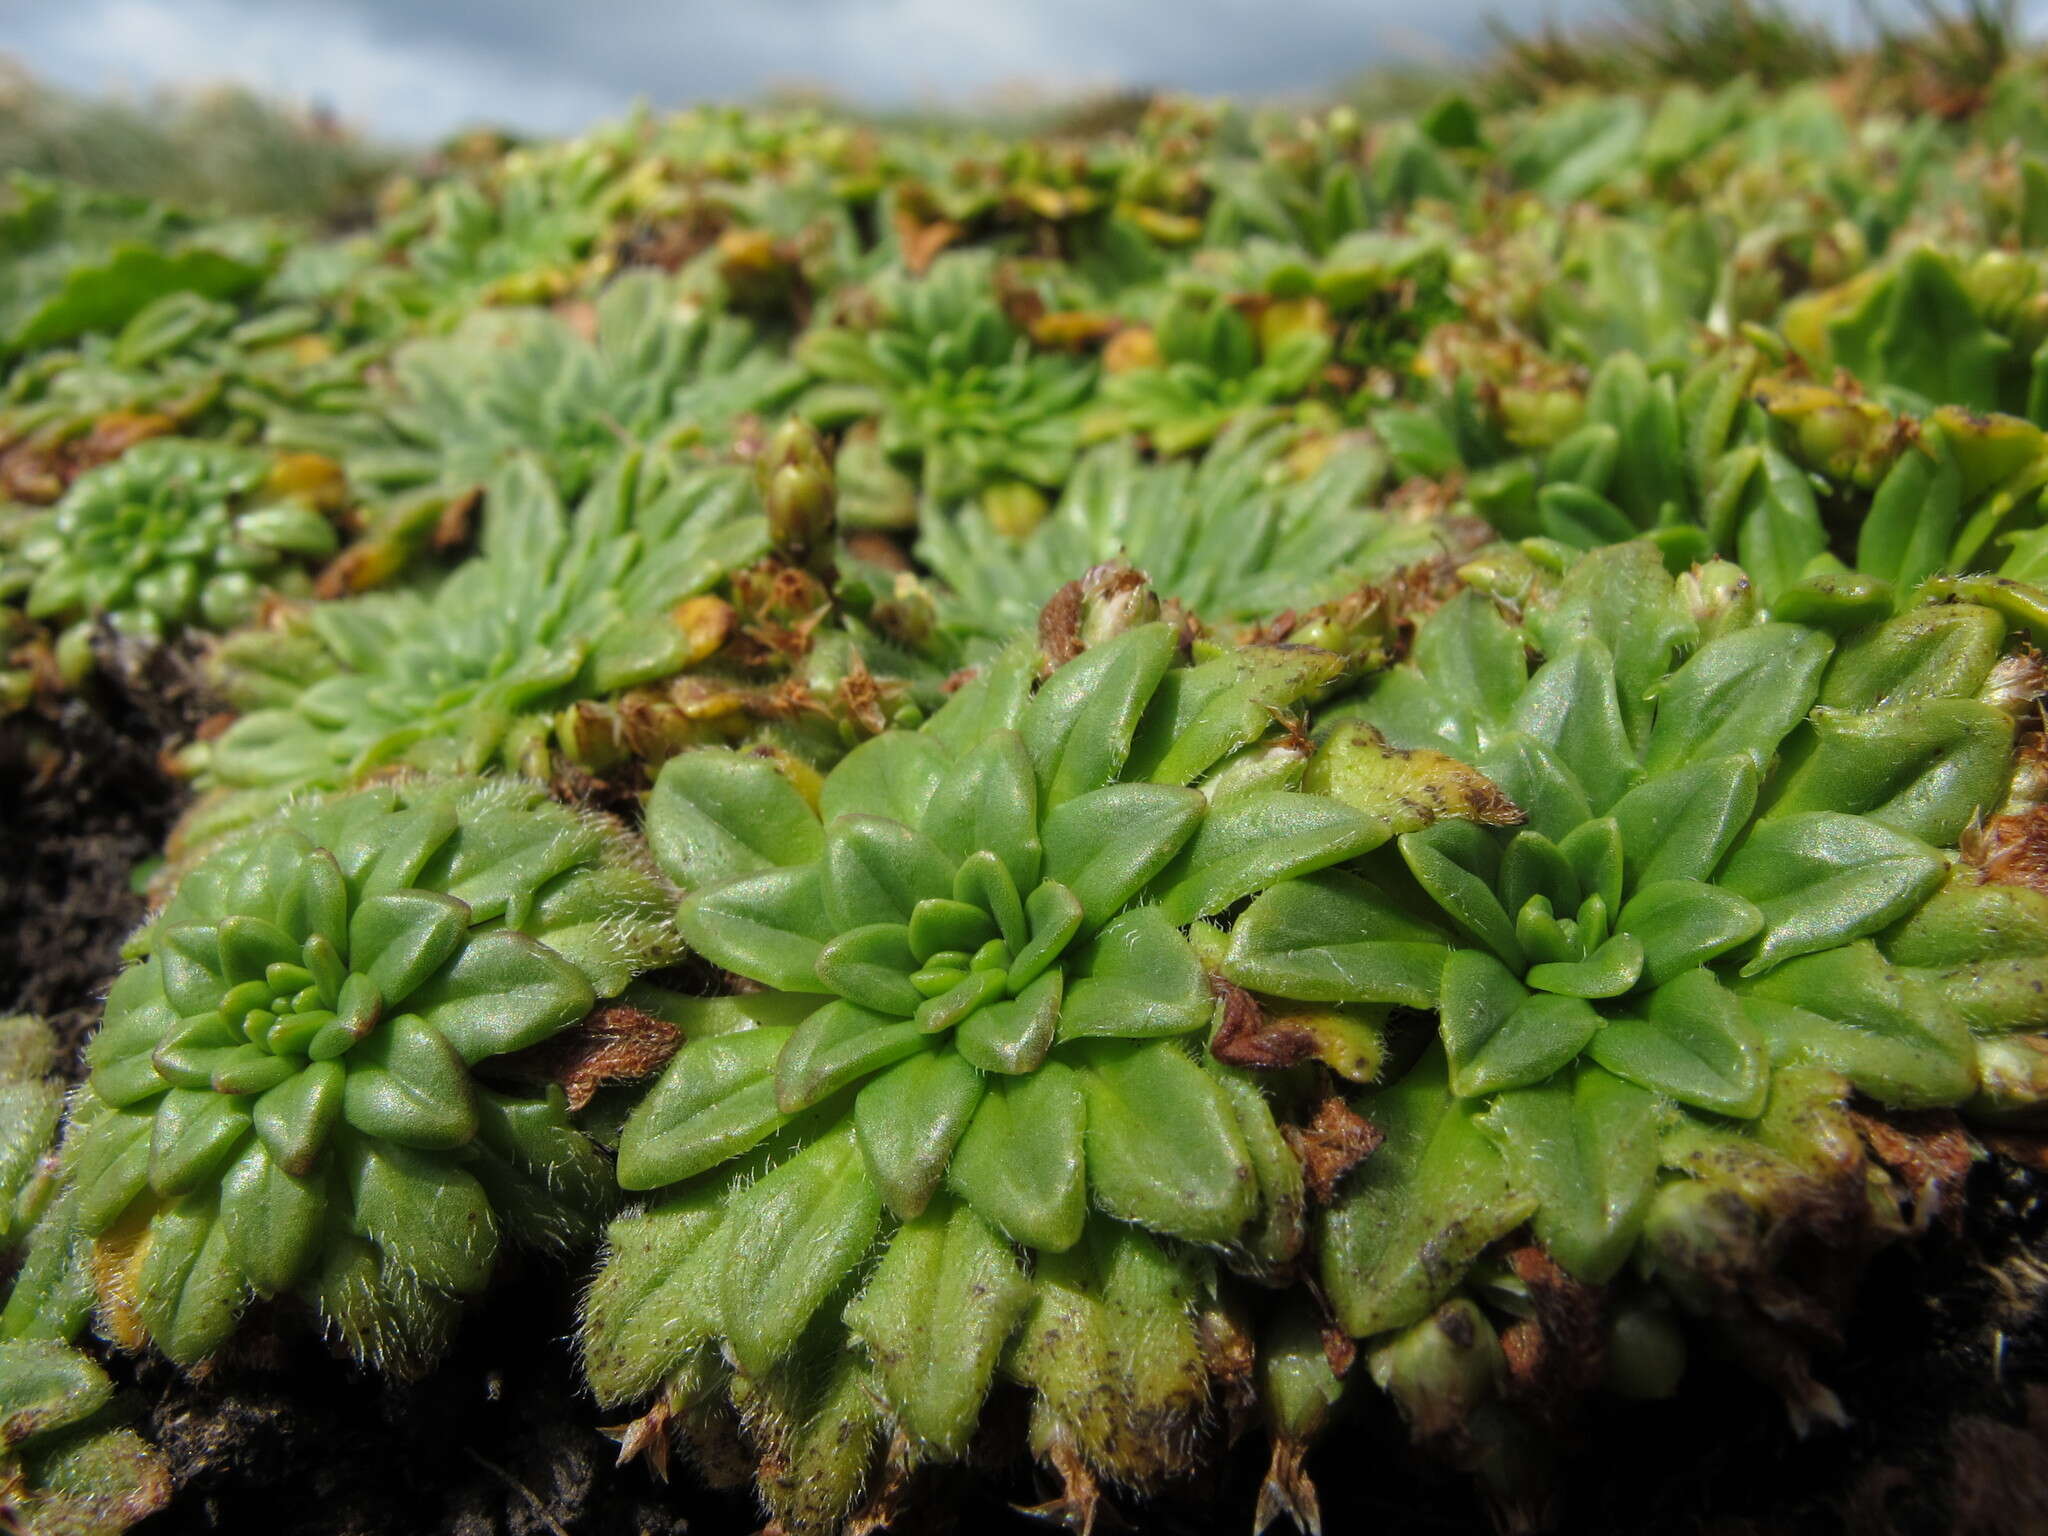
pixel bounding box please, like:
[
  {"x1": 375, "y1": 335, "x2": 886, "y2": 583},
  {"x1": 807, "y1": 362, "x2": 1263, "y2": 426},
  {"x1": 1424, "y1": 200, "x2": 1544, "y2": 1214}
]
[{"x1": 0, "y1": 0, "x2": 1994, "y2": 144}]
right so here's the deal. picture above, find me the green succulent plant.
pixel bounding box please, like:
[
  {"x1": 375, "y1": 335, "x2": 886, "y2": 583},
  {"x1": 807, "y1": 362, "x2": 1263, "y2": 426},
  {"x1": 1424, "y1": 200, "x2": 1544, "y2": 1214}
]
[
  {"x1": 1783, "y1": 244, "x2": 2048, "y2": 424},
  {"x1": 384, "y1": 142, "x2": 626, "y2": 313},
  {"x1": 917, "y1": 423, "x2": 1472, "y2": 642},
  {"x1": 0, "y1": 1019, "x2": 171, "y2": 1536},
  {"x1": 0, "y1": 1340, "x2": 172, "y2": 1536},
  {"x1": 1, "y1": 1018, "x2": 92, "y2": 1355},
  {"x1": 0, "y1": 289, "x2": 374, "y2": 507},
  {"x1": 581, "y1": 614, "x2": 1414, "y2": 1530},
  {"x1": 797, "y1": 251, "x2": 1096, "y2": 521},
  {"x1": 1227, "y1": 539, "x2": 2048, "y2": 1360},
  {"x1": 1759, "y1": 376, "x2": 2048, "y2": 595},
  {"x1": 64, "y1": 776, "x2": 676, "y2": 1369},
  {"x1": 0, "y1": 173, "x2": 271, "y2": 360},
  {"x1": 1449, "y1": 343, "x2": 2048, "y2": 613},
  {"x1": 0, "y1": 437, "x2": 342, "y2": 678},
  {"x1": 179, "y1": 450, "x2": 764, "y2": 845},
  {"x1": 270, "y1": 270, "x2": 802, "y2": 574},
  {"x1": 1084, "y1": 291, "x2": 1330, "y2": 455},
  {"x1": 1, "y1": 1017, "x2": 63, "y2": 1262}
]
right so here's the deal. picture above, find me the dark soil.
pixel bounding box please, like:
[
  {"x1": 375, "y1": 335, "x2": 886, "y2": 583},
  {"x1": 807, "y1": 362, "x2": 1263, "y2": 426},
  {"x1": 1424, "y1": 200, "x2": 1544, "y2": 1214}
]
[
  {"x1": 10, "y1": 636, "x2": 2048, "y2": 1536},
  {"x1": 0, "y1": 633, "x2": 199, "y2": 1062}
]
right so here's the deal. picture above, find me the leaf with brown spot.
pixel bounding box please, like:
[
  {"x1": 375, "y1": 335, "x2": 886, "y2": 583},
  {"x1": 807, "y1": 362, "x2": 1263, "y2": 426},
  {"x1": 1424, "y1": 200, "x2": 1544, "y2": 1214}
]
[
  {"x1": 1208, "y1": 979, "x2": 1316, "y2": 1070},
  {"x1": 1306, "y1": 721, "x2": 1525, "y2": 834}
]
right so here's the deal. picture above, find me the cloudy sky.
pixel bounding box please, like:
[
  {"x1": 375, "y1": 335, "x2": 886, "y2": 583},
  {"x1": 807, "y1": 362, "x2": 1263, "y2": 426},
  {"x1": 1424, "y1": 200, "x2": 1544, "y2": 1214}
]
[{"x1": 1, "y1": 0, "x2": 1979, "y2": 143}]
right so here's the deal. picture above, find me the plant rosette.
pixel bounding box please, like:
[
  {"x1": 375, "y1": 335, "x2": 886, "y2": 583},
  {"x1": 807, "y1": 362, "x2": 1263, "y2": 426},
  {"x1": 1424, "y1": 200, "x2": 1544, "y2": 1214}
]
[
  {"x1": 796, "y1": 251, "x2": 1096, "y2": 520},
  {"x1": 63, "y1": 776, "x2": 678, "y2": 1372},
  {"x1": 1223, "y1": 539, "x2": 2048, "y2": 1484},
  {"x1": 1083, "y1": 290, "x2": 1332, "y2": 457},
  {"x1": 3, "y1": 436, "x2": 341, "y2": 682},
  {"x1": 175, "y1": 450, "x2": 765, "y2": 849},
  {"x1": 582, "y1": 612, "x2": 1449, "y2": 1531}
]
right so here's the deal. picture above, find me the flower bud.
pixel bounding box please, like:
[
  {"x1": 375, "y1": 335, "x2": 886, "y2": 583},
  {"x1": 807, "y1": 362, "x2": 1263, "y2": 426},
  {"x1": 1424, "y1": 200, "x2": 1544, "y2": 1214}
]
[
  {"x1": 982, "y1": 480, "x2": 1048, "y2": 539},
  {"x1": 1674, "y1": 558, "x2": 1756, "y2": 639},
  {"x1": 1966, "y1": 249, "x2": 2037, "y2": 331},
  {"x1": 1103, "y1": 326, "x2": 1163, "y2": 374},
  {"x1": 671, "y1": 595, "x2": 736, "y2": 666},
  {"x1": 1968, "y1": 1033, "x2": 2048, "y2": 1123},
  {"x1": 1602, "y1": 1294, "x2": 1686, "y2": 1399},
  {"x1": 765, "y1": 460, "x2": 836, "y2": 572},
  {"x1": 1369, "y1": 1298, "x2": 1504, "y2": 1442}
]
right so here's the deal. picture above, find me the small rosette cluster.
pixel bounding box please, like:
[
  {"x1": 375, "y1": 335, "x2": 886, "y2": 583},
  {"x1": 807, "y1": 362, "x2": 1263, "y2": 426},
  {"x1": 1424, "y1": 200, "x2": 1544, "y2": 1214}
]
[
  {"x1": 584, "y1": 620, "x2": 1393, "y2": 1529},
  {"x1": 798, "y1": 252, "x2": 1096, "y2": 521},
  {"x1": 66, "y1": 777, "x2": 676, "y2": 1370},
  {"x1": 4, "y1": 437, "x2": 340, "y2": 673},
  {"x1": 1224, "y1": 539, "x2": 2048, "y2": 1456},
  {"x1": 178, "y1": 451, "x2": 765, "y2": 844},
  {"x1": 1085, "y1": 291, "x2": 1332, "y2": 456}
]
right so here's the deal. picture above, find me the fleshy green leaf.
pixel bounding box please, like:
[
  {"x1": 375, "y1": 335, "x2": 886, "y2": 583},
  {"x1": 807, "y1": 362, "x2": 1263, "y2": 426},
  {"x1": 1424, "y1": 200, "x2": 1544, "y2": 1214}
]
[
  {"x1": 1610, "y1": 753, "x2": 1759, "y2": 890},
  {"x1": 854, "y1": 1046, "x2": 987, "y2": 1219},
  {"x1": 822, "y1": 815, "x2": 956, "y2": 929},
  {"x1": 1718, "y1": 813, "x2": 1946, "y2": 976},
  {"x1": 1401, "y1": 822, "x2": 1523, "y2": 969},
  {"x1": 820, "y1": 732, "x2": 950, "y2": 828},
  {"x1": 616, "y1": 1026, "x2": 795, "y2": 1189},
  {"x1": 215, "y1": 914, "x2": 300, "y2": 987},
  {"x1": 1073, "y1": 1038, "x2": 1257, "y2": 1244},
  {"x1": 341, "y1": 1014, "x2": 479, "y2": 1150},
  {"x1": 1321, "y1": 1045, "x2": 1537, "y2": 1337},
  {"x1": 1587, "y1": 967, "x2": 1767, "y2": 1116},
  {"x1": 678, "y1": 866, "x2": 837, "y2": 993},
  {"x1": 401, "y1": 929, "x2": 596, "y2": 1062},
  {"x1": 843, "y1": 1195, "x2": 1031, "y2": 1456},
  {"x1": 1148, "y1": 790, "x2": 1388, "y2": 926},
  {"x1": 646, "y1": 750, "x2": 825, "y2": 890},
  {"x1": 1040, "y1": 783, "x2": 1204, "y2": 931},
  {"x1": 132, "y1": 1191, "x2": 242, "y2": 1366},
  {"x1": 348, "y1": 890, "x2": 470, "y2": 1010},
  {"x1": 251, "y1": 1060, "x2": 343, "y2": 1177},
  {"x1": 146, "y1": 1087, "x2": 252, "y2": 1197},
  {"x1": 957, "y1": 970, "x2": 1062, "y2": 1073},
  {"x1": 815, "y1": 923, "x2": 924, "y2": 1015},
  {"x1": 1643, "y1": 623, "x2": 1831, "y2": 774},
  {"x1": 774, "y1": 1000, "x2": 926, "y2": 1112},
  {"x1": 1223, "y1": 870, "x2": 1450, "y2": 1006},
  {"x1": 1820, "y1": 603, "x2": 2004, "y2": 712},
  {"x1": 1526, "y1": 933, "x2": 1644, "y2": 998},
  {"x1": 219, "y1": 1139, "x2": 325, "y2": 1294},
  {"x1": 343, "y1": 1131, "x2": 498, "y2": 1294},
  {"x1": 1125, "y1": 646, "x2": 1344, "y2": 787},
  {"x1": 1481, "y1": 1063, "x2": 1660, "y2": 1283},
  {"x1": 1440, "y1": 950, "x2": 1601, "y2": 1096},
  {"x1": 1619, "y1": 879, "x2": 1764, "y2": 987},
  {"x1": 1737, "y1": 942, "x2": 1976, "y2": 1107},
  {"x1": 1507, "y1": 638, "x2": 1637, "y2": 811},
  {"x1": 947, "y1": 1061, "x2": 1087, "y2": 1251},
  {"x1": 1020, "y1": 624, "x2": 1177, "y2": 807},
  {"x1": 578, "y1": 1188, "x2": 726, "y2": 1406},
  {"x1": 1006, "y1": 880, "x2": 1085, "y2": 991},
  {"x1": 1764, "y1": 700, "x2": 2012, "y2": 847},
  {"x1": 720, "y1": 1126, "x2": 882, "y2": 1377},
  {"x1": 919, "y1": 729, "x2": 1041, "y2": 895},
  {"x1": 1060, "y1": 908, "x2": 1212, "y2": 1040}
]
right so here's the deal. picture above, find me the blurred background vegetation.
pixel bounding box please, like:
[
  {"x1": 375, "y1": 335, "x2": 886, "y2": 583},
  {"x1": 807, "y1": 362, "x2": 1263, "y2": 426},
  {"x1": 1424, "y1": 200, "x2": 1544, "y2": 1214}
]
[{"x1": 0, "y1": 0, "x2": 2037, "y2": 230}]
